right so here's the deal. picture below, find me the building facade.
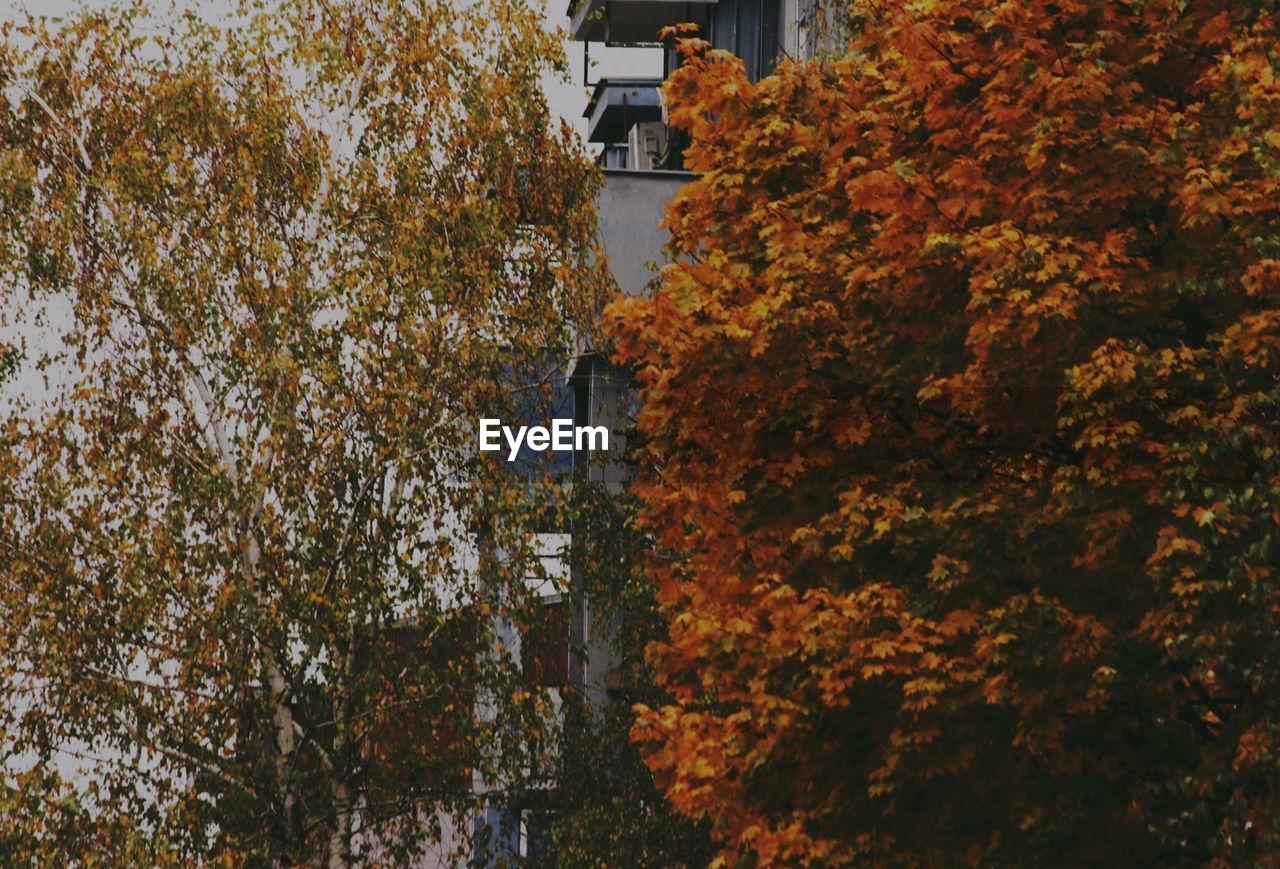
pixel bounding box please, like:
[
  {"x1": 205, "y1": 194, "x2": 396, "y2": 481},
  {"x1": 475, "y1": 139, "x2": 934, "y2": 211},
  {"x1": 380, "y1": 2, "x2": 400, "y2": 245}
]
[{"x1": 470, "y1": 0, "x2": 827, "y2": 860}]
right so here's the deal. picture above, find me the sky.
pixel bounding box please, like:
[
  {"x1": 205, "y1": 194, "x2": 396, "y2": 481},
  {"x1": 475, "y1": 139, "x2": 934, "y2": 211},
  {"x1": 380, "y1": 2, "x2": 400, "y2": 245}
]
[
  {"x1": 0, "y1": 0, "x2": 656, "y2": 409},
  {"x1": 0, "y1": 0, "x2": 627, "y2": 788},
  {"x1": 0, "y1": 0, "x2": 660, "y2": 141}
]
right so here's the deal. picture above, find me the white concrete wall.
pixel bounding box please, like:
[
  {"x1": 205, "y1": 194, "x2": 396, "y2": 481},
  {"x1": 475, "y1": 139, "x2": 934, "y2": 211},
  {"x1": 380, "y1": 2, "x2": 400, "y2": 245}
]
[{"x1": 596, "y1": 169, "x2": 690, "y2": 297}]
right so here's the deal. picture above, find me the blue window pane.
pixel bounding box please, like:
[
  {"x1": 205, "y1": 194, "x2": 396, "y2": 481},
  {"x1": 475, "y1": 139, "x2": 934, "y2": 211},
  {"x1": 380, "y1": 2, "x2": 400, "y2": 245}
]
[
  {"x1": 472, "y1": 807, "x2": 521, "y2": 863},
  {"x1": 505, "y1": 359, "x2": 575, "y2": 480}
]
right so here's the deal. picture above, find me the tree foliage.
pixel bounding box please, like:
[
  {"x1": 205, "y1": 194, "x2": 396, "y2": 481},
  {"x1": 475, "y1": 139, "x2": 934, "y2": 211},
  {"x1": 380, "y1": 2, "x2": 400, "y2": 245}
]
[
  {"x1": 609, "y1": 1, "x2": 1280, "y2": 863},
  {"x1": 0, "y1": 0, "x2": 604, "y2": 862},
  {"x1": 540, "y1": 480, "x2": 714, "y2": 867}
]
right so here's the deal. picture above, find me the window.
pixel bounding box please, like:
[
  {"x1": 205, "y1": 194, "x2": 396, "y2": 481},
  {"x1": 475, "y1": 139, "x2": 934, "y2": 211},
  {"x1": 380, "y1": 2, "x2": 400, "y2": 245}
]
[
  {"x1": 710, "y1": 0, "x2": 784, "y2": 82},
  {"x1": 502, "y1": 357, "x2": 576, "y2": 481},
  {"x1": 521, "y1": 599, "x2": 569, "y2": 687},
  {"x1": 487, "y1": 354, "x2": 578, "y2": 532},
  {"x1": 522, "y1": 810, "x2": 551, "y2": 860}
]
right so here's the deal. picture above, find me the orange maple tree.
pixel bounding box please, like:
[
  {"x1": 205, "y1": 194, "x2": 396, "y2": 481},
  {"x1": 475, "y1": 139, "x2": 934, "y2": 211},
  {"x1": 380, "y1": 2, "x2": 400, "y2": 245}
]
[{"x1": 607, "y1": 0, "x2": 1280, "y2": 863}]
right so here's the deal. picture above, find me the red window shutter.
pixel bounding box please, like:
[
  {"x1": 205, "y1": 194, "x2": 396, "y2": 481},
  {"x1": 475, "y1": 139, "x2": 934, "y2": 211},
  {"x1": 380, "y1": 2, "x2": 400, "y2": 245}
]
[{"x1": 522, "y1": 600, "x2": 568, "y2": 687}]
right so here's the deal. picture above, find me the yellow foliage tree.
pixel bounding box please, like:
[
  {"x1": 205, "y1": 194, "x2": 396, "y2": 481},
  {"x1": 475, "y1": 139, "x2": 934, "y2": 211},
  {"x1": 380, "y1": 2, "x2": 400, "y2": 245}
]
[{"x1": 0, "y1": 0, "x2": 605, "y2": 862}]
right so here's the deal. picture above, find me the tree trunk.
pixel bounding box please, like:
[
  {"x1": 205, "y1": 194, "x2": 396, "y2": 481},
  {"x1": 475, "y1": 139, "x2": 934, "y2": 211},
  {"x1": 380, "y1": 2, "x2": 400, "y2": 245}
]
[{"x1": 328, "y1": 778, "x2": 353, "y2": 869}]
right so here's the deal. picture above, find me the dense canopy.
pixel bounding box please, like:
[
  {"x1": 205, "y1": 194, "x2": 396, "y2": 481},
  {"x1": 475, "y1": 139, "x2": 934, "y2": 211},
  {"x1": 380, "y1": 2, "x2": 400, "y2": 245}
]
[
  {"x1": 0, "y1": 0, "x2": 604, "y2": 862},
  {"x1": 610, "y1": 1, "x2": 1280, "y2": 863}
]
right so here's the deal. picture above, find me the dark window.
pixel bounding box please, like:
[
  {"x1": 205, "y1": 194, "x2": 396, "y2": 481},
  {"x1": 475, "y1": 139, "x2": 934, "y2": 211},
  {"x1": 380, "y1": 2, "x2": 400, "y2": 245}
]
[
  {"x1": 322, "y1": 612, "x2": 480, "y2": 802},
  {"x1": 503, "y1": 358, "x2": 576, "y2": 481},
  {"x1": 710, "y1": 0, "x2": 784, "y2": 81},
  {"x1": 523, "y1": 810, "x2": 551, "y2": 861},
  {"x1": 490, "y1": 355, "x2": 577, "y2": 532},
  {"x1": 598, "y1": 143, "x2": 629, "y2": 168},
  {"x1": 522, "y1": 599, "x2": 569, "y2": 687},
  {"x1": 472, "y1": 807, "x2": 521, "y2": 861}
]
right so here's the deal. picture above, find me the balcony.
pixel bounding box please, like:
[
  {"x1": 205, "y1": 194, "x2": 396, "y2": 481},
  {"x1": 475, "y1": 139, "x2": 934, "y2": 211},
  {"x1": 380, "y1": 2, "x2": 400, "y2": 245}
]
[
  {"x1": 567, "y1": 0, "x2": 715, "y2": 44},
  {"x1": 584, "y1": 78, "x2": 663, "y2": 143},
  {"x1": 596, "y1": 168, "x2": 688, "y2": 296}
]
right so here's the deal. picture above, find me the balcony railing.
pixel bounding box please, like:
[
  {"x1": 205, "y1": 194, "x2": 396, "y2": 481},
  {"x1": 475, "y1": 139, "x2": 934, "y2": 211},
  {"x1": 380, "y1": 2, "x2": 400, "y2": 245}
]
[{"x1": 584, "y1": 78, "x2": 663, "y2": 143}]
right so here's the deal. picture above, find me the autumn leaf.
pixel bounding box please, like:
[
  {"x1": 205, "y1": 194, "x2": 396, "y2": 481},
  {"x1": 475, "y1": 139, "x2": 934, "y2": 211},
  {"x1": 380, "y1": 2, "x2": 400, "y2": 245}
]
[{"x1": 608, "y1": 0, "x2": 1280, "y2": 864}]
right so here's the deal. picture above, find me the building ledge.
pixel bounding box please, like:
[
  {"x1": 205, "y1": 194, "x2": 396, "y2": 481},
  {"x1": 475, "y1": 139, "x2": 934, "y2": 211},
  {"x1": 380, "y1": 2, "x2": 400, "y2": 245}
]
[
  {"x1": 567, "y1": 0, "x2": 715, "y2": 44},
  {"x1": 595, "y1": 168, "x2": 689, "y2": 296},
  {"x1": 601, "y1": 167, "x2": 694, "y2": 178}
]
